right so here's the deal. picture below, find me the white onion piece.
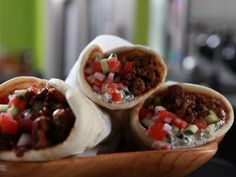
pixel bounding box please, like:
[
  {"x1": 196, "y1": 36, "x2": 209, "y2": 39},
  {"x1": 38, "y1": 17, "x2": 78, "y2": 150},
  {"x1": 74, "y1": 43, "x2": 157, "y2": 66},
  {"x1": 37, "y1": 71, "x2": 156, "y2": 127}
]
[
  {"x1": 163, "y1": 123, "x2": 172, "y2": 132},
  {"x1": 17, "y1": 134, "x2": 31, "y2": 147},
  {"x1": 154, "y1": 106, "x2": 166, "y2": 113},
  {"x1": 94, "y1": 72, "x2": 106, "y2": 81}
]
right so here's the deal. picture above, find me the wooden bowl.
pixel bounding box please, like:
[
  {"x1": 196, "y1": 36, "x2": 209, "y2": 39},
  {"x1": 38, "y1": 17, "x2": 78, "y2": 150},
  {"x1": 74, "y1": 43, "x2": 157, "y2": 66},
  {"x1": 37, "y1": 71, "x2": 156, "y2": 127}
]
[{"x1": 0, "y1": 141, "x2": 217, "y2": 177}]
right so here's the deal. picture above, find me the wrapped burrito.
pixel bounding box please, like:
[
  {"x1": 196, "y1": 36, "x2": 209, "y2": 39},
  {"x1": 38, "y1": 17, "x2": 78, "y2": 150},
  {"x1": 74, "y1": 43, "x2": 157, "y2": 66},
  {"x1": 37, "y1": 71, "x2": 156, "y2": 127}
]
[
  {"x1": 66, "y1": 36, "x2": 167, "y2": 110},
  {"x1": 130, "y1": 83, "x2": 234, "y2": 150},
  {"x1": 0, "y1": 76, "x2": 111, "y2": 161}
]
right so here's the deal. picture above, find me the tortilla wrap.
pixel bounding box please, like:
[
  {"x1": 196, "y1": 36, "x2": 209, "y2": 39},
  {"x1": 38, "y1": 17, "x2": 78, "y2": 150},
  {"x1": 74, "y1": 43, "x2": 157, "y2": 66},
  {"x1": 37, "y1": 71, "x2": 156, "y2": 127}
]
[
  {"x1": 66, "y1": 35, "x2": 167, "y2": 110},
  {"x1": 130, "y1": 82, "x2": 234, "y2": 149},
  {"x1": 0, "y1": 76, "x2": 111, "y2": 161}
]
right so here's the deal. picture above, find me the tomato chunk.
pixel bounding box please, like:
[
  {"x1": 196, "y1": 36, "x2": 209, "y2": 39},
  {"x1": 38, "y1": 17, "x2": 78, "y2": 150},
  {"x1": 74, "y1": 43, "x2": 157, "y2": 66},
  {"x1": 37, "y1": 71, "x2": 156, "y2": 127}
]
[
  {"x1": 107, "y1": 57, "x2": 121, "y2": 73},
  {"x1": 111, "y1": 92, "x2": 122, "y2": 102},
  {"x1": 0, "y1": 96, "x2": 9, "y2": 104},
  {"x1": 0, "y1": 113, "x2": 18, "y2": 134},
  {"x1": 9, "y1": 97, "x2": 26, "y2": 111},
  {"x1": 194, "y1": 118, "x2": 208, "y2": 130},
  {"x1": 172, "y1": 117, "x2": 187, "y2": 129},
  {"x1": 156, "y1": 110, "x2": 176, "y2": 123},
  {"x1": 147, "y1": 122, "x2": 167, "y2": 140},
  {"x1": 92, "y1": 62, "x2": 102, "y2": 73}
]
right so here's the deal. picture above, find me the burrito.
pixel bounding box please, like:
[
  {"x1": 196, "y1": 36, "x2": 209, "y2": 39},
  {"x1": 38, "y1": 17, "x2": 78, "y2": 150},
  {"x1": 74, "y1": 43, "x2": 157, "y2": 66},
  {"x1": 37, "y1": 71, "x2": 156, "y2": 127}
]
[
  {"x1": 0, "y1": 76, "x2": 111, "y2": 161},
  {"x1": 66, "y1": 41, "x2": 167, "y2": 110},
  {"x1": 130, "y1": 83, "x2": 234, "y2": 150}
]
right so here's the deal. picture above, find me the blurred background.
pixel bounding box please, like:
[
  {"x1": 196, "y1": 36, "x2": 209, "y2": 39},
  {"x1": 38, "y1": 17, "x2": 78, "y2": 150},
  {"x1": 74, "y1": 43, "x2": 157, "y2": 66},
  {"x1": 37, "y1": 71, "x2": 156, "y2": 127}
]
[{"x1": 1, "y1": 0, "x2": 236, "y2": 174}]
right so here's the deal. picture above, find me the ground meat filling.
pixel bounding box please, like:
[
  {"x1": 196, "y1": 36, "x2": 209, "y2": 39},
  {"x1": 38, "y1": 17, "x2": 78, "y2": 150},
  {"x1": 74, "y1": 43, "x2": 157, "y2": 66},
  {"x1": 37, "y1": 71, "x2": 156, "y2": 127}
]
[
  {"x1": 0, "y1": 87, "x2": 75, "y2": 157},
  {"x1": 159, "y1": 85, "x2": 225, "y2": 123},
  {"x1": 119, "y1": 54, "x2": 160, "y2": 96}
]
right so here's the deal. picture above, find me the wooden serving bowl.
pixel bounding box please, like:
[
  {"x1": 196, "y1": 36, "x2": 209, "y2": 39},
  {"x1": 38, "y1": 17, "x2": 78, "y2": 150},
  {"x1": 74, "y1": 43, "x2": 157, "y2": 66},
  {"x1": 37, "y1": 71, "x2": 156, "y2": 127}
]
[{"x1": 0, "y1": 141, "x2": 217, "y2": 177}]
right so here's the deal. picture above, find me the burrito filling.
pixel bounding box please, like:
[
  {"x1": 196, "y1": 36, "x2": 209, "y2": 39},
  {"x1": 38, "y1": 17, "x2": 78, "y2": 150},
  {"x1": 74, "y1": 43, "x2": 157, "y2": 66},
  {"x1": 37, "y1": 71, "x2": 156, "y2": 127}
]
[
  {"x1": 0, "y1": 86, "x2": 75, "y2": 157},
  {"x1": 84, "y1": 52, "x2": 160, "y2": 103},
  {"x1": 139, "y1": 85, "x2": 226, "y2": 149}
]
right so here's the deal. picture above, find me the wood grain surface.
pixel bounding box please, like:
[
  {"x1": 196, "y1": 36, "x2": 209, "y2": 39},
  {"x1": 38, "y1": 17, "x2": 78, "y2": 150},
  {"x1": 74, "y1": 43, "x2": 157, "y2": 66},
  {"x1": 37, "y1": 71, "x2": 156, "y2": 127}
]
[{"x1": 0, "y1": 141, "x2": 217, "y2": 177}]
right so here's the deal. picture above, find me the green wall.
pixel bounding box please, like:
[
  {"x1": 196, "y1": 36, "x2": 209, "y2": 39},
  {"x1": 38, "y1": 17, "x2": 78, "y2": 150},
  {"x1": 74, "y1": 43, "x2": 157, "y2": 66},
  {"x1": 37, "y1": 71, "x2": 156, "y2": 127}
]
[
  {"x1": 134, "y1": 0, "x2": 149, "y2": 45},
  {"x1": 0, "y1": 0, "x2": 44, "y2": 71}
]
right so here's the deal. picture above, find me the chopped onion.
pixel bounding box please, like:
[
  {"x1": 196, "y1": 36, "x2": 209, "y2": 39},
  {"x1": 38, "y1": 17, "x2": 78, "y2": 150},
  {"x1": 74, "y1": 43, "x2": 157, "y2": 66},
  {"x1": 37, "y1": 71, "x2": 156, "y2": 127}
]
[
  {"x1": 17, "y1": 134, "x2": 31, "y2": 147},
  {"x1": 107, "y1": 72, "x2": 115, "y2": 81},
  {"x1": 164, "y1": 117, "x2": 173, "y2": 123},
  {"x1": 92, "y1": 85, "x2": 101, "y2": 93},
  {"x1": 155, "y1": 106, "x2": 166, "y2": 113},
  {"x1": 163, "y1": 123, "x2": 172, "y2": 132},
  {"x1": 87, "y1": 75, "x2": 95, "y2": 84},
  {"x1": 84, "y1": 67, "x2": 93, "y2": 75},
  {"x1": 94, "y1": 72, "x2": 106, "y2": 81}
]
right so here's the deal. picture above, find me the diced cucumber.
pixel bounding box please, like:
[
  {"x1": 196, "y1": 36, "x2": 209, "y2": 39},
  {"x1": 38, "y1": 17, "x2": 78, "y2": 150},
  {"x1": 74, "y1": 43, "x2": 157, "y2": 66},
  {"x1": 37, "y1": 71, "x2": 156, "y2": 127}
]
[
  {"x1": 184, "y1": 125, "x2": 199, "y2": 135},
  {"x1": 100, "y1": 59, "x2": 110, "y2": 73},
  {"x1": 108, "y1": 53, "x2": 117, "y2": 58},
  {"x1": 206, "y1": 110, "x2": 219, "y2": 124},
  {"x1": 7, "y1": 106, "x2": 19, "y2": 116},
  {"x1": 141, "y1": 118, "x2": 153, "y2": 128},
  {"x1": 14, "y1": 89, "x2": 27, "y2": 98},
  {"x1": 0, "y1": 104, "x2": 9, "y2": 112}
]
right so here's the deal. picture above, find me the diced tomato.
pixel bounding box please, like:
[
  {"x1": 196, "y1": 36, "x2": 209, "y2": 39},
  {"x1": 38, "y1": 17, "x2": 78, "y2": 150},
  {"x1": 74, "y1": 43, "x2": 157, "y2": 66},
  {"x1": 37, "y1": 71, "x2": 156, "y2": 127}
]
[
  {"x1": 92, "y1": 62, "x2": 102, "y2": 73},
  {"x1": 28, "y1": 85, "x2": 40, "y2": 94},
  {"x1": 155, "y1": 110, "x2": 176, "y2": 123},
  {"x1": 106, "y1": 82, "x2": 118, "y2": 94},
  {"x1": 122, "y1": 61, "x2": 133, "y2": 74},
  {"x1": 107, "y1": 57, "x2": 121, "y2": 73},
  {"x1": 9, "y1": 97, "x2": 26, "y2": 111},
  {"x1": 194, "y1": 118, "x2": 208, "y2": 130},
  {"x1": 147, "y1": 122, "x2": 167, "y2": 140},
  {"x1": 0, "y1": 96, "x2": 9, "y2": 104},
  {"x1": 172, "y1": 117, "x2": 187, "y2": 129},
  {"x1": 111, "y1": 92, "x2": 122, "y2": 102},
  {"x1": 0, "y1": 113, "x2": 18, "y2": 134},
  {"x1": 139, "y1": 108, "x2": 154, "y2": 119}
]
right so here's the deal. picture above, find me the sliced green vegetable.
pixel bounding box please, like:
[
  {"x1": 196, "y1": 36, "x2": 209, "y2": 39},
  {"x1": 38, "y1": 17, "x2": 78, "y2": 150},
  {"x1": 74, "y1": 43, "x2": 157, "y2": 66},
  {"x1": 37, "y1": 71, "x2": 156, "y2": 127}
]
[
  {"x1": 184, "y1": 125, "x2": 199, "y2": 135},
  {"x1": 7, "y1": 106, "x2": 19, "y2": 116},
  {"x1": 0, "y1": 104, "x2": 9, "y2": 112},
  {"x1": 100, "y1": 59, "x2": 110, "y2": 73},
  {"x1": 141, "y1": 118, "x2": 153, "y2": 128},
  {"x1": 206, "y1": 110, "x2": 220, "y2": 124},
  {"x1": 14, "y1": 89, "x2": 27, "y2": 98}
]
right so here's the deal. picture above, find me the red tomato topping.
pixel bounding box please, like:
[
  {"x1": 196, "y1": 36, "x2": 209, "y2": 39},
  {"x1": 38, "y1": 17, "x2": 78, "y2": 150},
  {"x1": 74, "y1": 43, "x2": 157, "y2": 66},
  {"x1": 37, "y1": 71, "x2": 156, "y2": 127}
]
[
  {"x1": 9, "y1": 97, "x2": 26, "y2": 111},
  {"x1": 111, "y1": 92, "x2": 122, "y2": 102},
  {"x1": 28, "y1": 85, "x2": 40, "y2": 94},
  {"x1": 0, "y1": 96, "x2": 9, "y2": 104},
  {"x1": 0, "y1": 113, "x2": 18, "y2": 134},
  {"x1": 172, "y1": 117, "x2": 188, "y2": 129},
  {"x1": 106, "y1": 82, "x2": 118, "y2": 94},
  {"x1": 147, "y1": 122, "x2": 167, "y2": 140},
  {"x1": 92, "y1": 62, "x2": 102, "y2": 73},
  {"x1": 107, "y1": 57, "x2": 121, "y2": 73},
  {"x1": 156, "y1": 110, "x2": 176, "y2": 123},
  {"x1": 194, "y1": 118, "x2": 208, "y2": 130}
]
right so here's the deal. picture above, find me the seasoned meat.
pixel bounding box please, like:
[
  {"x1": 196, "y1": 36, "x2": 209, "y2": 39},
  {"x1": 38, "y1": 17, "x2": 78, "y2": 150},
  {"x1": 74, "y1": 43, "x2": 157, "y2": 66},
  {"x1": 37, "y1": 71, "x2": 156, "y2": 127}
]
[
  {"x1": 160, "y1": 85, "x2": 225, "y2": 123},
  {"x1": 120, "y1": 55, "x2": 160, "y2": 96},
  {"x1": 0, "y1": 87, "x2": 76, "y2": 157}
]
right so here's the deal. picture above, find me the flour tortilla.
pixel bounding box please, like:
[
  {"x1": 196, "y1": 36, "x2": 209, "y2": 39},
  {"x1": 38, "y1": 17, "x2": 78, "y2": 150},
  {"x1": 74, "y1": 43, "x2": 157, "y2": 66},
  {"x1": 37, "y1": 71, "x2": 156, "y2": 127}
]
[
  {"x1": 67, "y1": 43, "x2": 167, "y2": 110},
  {"x1": 0, "y1": 76, "x2": 111, "y2": 161},
  {"x1": 130, "y1": 82, "x2": 234, "y2": 149}
]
